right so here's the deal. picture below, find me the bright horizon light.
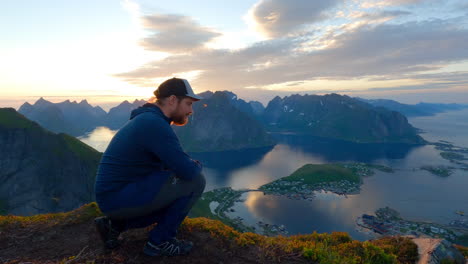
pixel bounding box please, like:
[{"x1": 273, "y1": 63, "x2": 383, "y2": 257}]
[{"x1": 1, "y1": 0, "x2": 468, "y2": 109}]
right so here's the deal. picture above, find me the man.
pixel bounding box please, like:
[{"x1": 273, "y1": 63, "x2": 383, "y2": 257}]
[{"x1": 94, "y1": 77, "x2": 205, "y2": 257}]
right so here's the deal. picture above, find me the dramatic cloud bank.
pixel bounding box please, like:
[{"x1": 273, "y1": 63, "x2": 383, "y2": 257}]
[
  {"x1": 140, "y1": 14, "x2": 221, "y2": 52},
  {"x1": 115, "y1": 0, "x2": 468, "y2": 102},
  {"x1": 248, "y1": 0, "x2": 343, "y2": 38}
]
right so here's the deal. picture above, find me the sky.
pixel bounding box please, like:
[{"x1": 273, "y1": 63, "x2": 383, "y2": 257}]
[{"x1": 1, "y1": 0, "x2": 468, "y2": 109}]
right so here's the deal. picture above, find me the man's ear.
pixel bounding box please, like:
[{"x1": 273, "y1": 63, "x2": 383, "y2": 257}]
[{"x1": 168, "y1": 95, "x2": 177, "y2": 105}]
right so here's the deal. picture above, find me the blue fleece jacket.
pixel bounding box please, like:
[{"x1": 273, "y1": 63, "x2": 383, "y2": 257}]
[{"x1": 94, "y1": 103, "x2": 202, "y2": 198}]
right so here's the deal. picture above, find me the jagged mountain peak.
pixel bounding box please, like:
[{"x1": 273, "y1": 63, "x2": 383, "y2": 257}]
[{"x1": 34, "y1": 97, "x2": 52, "y2": 107}]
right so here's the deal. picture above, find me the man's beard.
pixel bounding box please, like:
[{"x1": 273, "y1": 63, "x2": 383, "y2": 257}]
[{"x1": 172, "y1": 112, "x2": 189, "y2": 126}]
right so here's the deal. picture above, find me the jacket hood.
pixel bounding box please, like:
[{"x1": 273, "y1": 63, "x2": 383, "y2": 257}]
[{"x1": 130, "y1": 103, "x2": 172, "y2": 123}]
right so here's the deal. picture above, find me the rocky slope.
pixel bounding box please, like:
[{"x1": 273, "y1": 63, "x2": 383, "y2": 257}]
[
  {"x1": 264, "y1": 94, "x2": 425, "y2": 144},
  {"x1": 0, "y1": 108, "x2": 101, "y2": 216},
  {"x1": 2, "y1": 202, "x2": 457, "y2": 264},
  {"x1": 174, "y1": 91, "x2": 275, "y2": 152}
]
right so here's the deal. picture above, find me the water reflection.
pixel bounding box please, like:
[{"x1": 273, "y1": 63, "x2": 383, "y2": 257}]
[
  {"x1": 409, "y1": 109, "x2": 468, "y2": 148},
  {"x1": 76, "y1": 114, "x2": 468, "y2": 240},
  {"x1": 271, "y1": 133, "x2": 419, "y2": 162},
  {"x1": 190, "y1": 146, "x2": 273, "y2": 190},
  {"x1": 78, "y1": 126, "x2": 118, "y2": 152}
]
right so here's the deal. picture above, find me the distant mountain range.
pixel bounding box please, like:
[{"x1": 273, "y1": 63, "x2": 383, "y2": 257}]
[
  {"x1": 264, "y1": 94, "x2": 425, "y2": 144},
  {"x1": 357, "y1": 98, "x2": 468, "y2": 117},
  {"x1": 18, "y1": 98, "x2": 106, "y2": 136},
  {"x1": 0, "y1": 108, "x2": 101, "y2": 216},
  {"x1": 17, "y1": 92, "x2": 464, "y2": 148},
  {"x1": 18, "y1": 98, "x2": 146, "y2": 136},
  {"x1": 18, "y1": 94, "x2": 271, "y2": 152}
]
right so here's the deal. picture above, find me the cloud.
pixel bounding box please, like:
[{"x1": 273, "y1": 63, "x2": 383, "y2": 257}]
[
  {"x1": 116, "y1": 18, "x2": 468, "y2": 92},
  {"x1": 247, "y1": 0, "x2": 342, "y2": 38},
  {"x1": 139, "y1": 14, "x2": 221, "y2": 52},
  {"x1": 361, "y1": 0, "x2": 423, "y2": 8}
]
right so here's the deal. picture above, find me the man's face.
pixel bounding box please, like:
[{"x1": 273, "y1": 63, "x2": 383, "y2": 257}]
[{"x1": 171, "y1": 97, "x2": 196, "y2": 126}]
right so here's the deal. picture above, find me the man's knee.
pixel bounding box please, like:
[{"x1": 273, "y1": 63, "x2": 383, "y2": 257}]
[{"x1": 191, "y1": 173, "x2": 206, "y2": 196}]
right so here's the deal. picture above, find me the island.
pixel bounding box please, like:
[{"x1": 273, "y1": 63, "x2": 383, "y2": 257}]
[
  {"x1": 420, "y1": 165, "x2": 455, "y2": 177},
  {"x1": 191, "y1": 162, "x2": 394, "y2": 235},
  {"x1": 259, "y1": 163, "x2": 393, "y2": 199},
  {"x1": 432, "y1": 141, "x2": 468, "y2": 169}
]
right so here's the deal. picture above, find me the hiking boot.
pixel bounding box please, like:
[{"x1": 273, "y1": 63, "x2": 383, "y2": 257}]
[
  {"x1": 94, "y1": 216, "x2": 122, "y2": 249},
  {"x1": 143, "y1": 238, "x2": 194, "y2": 256}
]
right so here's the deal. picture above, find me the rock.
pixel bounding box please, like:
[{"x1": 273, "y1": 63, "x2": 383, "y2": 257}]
[{"x1": 412, "y1": 238, "x2": 465, "y2": 264}]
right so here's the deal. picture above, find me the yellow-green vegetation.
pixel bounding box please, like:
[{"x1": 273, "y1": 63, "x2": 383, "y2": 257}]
[
  {"x1": 454, "y1": 244, "x2": 468, "y2": 258},
  {"x1": 0, "y1": 202, "x2": 103, "y2": 229},
  {"x1": 281, "y1": 164, "x2": 360, "y2": 184},
  {"x1": 0, "y1": 108, "x2": 39, "y2": 129},
  {"x1": 183, "y1": 217, "x2": 417, "y2": 263},
  {"x1": 1, "y1": 202, "x2": 419, "y2": 263}
]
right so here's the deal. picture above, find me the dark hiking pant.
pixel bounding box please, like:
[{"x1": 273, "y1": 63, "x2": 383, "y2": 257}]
[{"x1": 102, "y1": 172, "x2": 206, "y2": 244}]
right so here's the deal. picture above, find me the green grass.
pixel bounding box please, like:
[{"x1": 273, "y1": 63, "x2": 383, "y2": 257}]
[
  {"x1": 283, "y1": 164, "x2": 360, "y2": 184},
  {"x1": 0, "y1": 202, "x2": 103, "y2": 228},
  {"x1": 1, "y1": 202, "x2": 419, "y2": 263},
  {"x1": 0, "y1": 108, "x2": 38, "y2": 129},
  {"x1": 59, "y1": 133, "x2": 102, "y2": 161}
]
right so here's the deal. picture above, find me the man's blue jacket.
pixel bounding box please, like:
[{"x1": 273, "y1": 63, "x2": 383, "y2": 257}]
[{"x1": 94, "y1": 103, "x2": 202, "y2": 211}]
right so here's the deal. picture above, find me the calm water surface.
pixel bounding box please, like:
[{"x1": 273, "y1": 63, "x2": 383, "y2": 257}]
[{"x1": 81, "y1": 109, "x2": 468, "y2": 240}]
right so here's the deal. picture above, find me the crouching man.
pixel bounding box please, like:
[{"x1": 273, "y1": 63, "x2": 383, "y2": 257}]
[{"x1": 94, "y1": 78, "x2": 205, "y2": 257}]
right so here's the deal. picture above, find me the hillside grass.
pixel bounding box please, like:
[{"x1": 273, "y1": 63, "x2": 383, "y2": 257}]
[
  {"x1": 0, "y1": 202, "x2": 419, "y2": 263},
  {"x1": 0, "y1": 202, "x2": 103, "y2": 228},
  {"x1": 59, "y1": 133, "x2": 102, "y2": 161},
  {"x1": 282, "y1": 164, "x2": 360, "y2": 184},
  {"x1": 0, "y1": 108, "x2": 38, "y2": 129}
]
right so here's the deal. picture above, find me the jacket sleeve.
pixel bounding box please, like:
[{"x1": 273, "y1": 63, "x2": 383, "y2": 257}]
[{"x1": 141, "y1": 118, "x2": 202, "y2": 180}]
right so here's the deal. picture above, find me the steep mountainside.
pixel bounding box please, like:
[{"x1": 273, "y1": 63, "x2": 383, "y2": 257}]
[
  {"x1": 104, "y1": 99, "x2": 146, "y2": 129},
  {"x1": 174, "y1": 91, "x2": 275, "y2": 152},
  {"x1": 18, "y1": 98, "x2": 107, "y2": 136},
  {"x1": 198, "y1": 91, "x2": 265, "y2": 120},
  {"x1": 0, "y1": 108, "x2": 101, "y2": 216},
  {"x1": 264, "y1": 94, "x2": 425, "y2": 144}
]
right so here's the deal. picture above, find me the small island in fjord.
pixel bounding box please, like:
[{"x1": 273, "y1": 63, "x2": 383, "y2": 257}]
[
  {"x1": 191, "y1": 163, "x2": 394, "y2": 235},
  {"x1": 259, "y1": 163, "x2": 393, "y2": 199}
]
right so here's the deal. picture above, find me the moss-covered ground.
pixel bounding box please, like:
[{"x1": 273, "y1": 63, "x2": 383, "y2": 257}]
[{"x1": 0, "y1": 202, "x2": 421, "y2": 264}]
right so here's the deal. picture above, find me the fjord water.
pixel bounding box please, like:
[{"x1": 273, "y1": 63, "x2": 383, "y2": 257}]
[{"x1": 80, "y1": 109, "x2": 468, "y2": 240}]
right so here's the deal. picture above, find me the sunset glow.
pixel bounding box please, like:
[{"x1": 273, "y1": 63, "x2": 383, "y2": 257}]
[{"x1": 1, "y1": 0, "x2": 467, "y2": 109}]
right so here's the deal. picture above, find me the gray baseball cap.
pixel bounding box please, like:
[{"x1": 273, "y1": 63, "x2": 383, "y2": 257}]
[{"x1": 154, "y1": 78, "x2": 203, "y2": 101}]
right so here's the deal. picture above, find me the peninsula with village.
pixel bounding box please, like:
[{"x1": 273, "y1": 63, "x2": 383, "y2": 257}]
[{"x1": 190, "y1": 161, "x2": 468, "y2": 245}]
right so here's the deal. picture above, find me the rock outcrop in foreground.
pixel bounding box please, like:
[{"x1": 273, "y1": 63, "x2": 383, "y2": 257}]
[{"x1": 1, "y1": 203, "x2": 466, "y2": 264}]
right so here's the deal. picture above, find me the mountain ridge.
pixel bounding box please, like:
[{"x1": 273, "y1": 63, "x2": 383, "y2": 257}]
[
  {"x1": 0, "y1": 108, "x2": 101, "y2": 216},
  {"x1": 263, "y1": 93, "x2": 425, "y2": 144}
]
